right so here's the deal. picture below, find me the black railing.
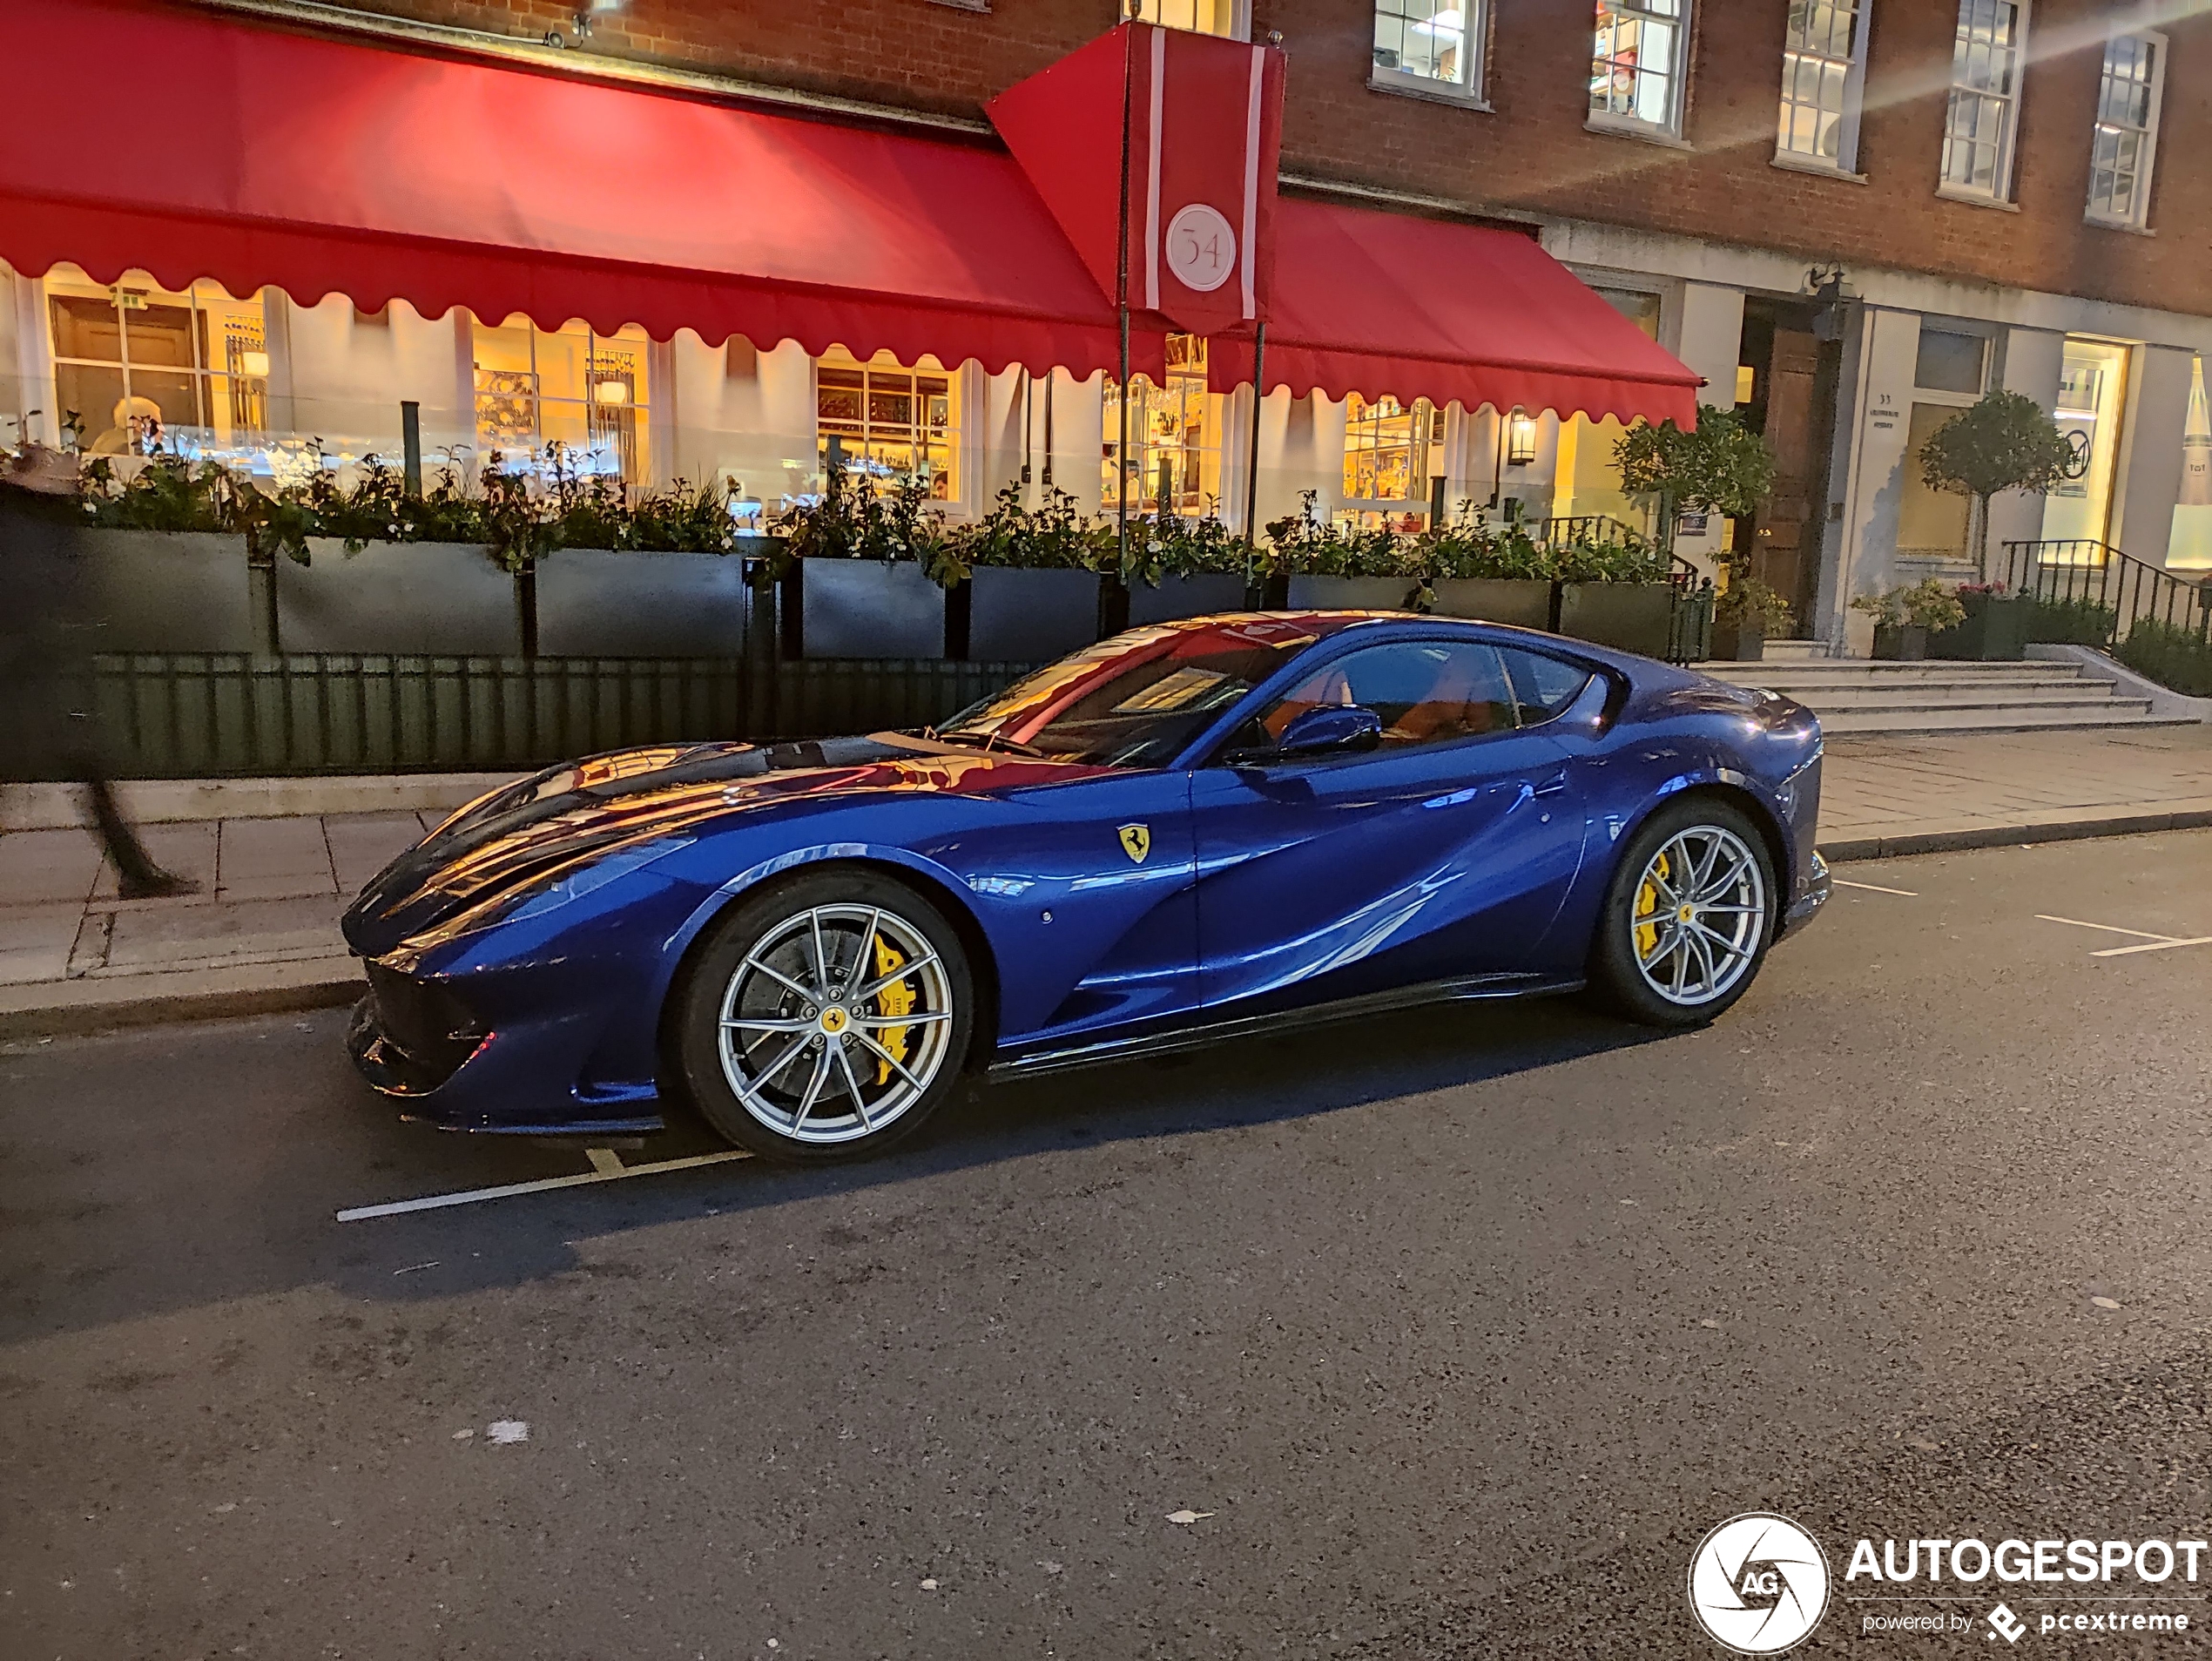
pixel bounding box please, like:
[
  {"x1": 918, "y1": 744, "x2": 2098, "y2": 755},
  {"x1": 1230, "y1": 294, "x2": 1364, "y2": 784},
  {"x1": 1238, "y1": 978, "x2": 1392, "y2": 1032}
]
[
  {"x1": 72, "y1": 653, "x2": 1041, "y2": 780},
  {"x1": 1535, "y1": 514, "x2": 1642, "y2": 547},
  {"x1": 1997, "y1": 539, "x2": 2212, "y2": 649},
  {"x1": 1665, "y1": 552, "x2": 1715, "y2": 665}
]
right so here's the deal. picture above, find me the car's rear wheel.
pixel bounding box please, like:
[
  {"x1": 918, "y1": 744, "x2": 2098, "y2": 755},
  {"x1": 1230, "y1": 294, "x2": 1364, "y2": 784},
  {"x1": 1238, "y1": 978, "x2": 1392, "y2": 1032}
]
[
  {"x1": 675, "y1": 872, "x2": 973, "y2": 1161},
  {"x1": 1588, "y1": 797, "x2": 1775, "y2": 1028}
]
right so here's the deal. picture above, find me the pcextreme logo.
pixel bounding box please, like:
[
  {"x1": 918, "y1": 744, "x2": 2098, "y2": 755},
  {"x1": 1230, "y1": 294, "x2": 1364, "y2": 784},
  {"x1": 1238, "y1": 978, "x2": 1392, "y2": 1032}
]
[{"x1": 1688, "y1": 1513, "x2": 1832, "y2": 1655}]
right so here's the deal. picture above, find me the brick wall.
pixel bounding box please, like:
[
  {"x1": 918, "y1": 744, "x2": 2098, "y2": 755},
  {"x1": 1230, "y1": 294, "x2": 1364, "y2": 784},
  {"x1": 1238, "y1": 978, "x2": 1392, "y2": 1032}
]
[{"x1": 314, "y1": 0, "x2": 2210, "y2": 316}]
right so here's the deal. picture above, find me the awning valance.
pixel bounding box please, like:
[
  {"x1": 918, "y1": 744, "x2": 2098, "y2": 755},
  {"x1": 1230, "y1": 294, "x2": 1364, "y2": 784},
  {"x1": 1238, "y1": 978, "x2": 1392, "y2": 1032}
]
[
  {"x1": 1205, "y1": 200, "x2": 1703, "y2": 426},
  {"x1": 0, "y1": 0, "x2": 1162, "y2": 381}
]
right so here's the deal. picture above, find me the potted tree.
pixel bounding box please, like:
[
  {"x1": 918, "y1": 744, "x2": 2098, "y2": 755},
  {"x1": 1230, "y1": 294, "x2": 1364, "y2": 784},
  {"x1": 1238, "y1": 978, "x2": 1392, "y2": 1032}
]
[
  {"x1": 1709, "y1": 576, "x2": 1793, "y2": 662},
  {"x1": 1851, "y1": 579, "x2": 1966, "y2": 661},
  {"x1": 1608, "y1": 405, "x2": 1773, "y2": 658},
  {"x1": 1916, "y1": 388, "x2": 2076, "y2": 582}
]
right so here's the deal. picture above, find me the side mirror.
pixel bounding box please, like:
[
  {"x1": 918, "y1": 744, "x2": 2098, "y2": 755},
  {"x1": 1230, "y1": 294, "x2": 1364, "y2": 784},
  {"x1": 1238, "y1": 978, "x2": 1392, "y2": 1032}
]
[{"x1": 1275, "y1": 704, "x2": 1384, "y2": 760}]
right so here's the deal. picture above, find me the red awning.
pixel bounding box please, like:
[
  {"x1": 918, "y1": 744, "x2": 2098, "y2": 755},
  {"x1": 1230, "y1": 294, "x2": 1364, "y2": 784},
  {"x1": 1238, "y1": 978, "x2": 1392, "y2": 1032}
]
[
  {"x1": 1207, "y1": 200, "x2": 1703, "y2": 425},
  {"x1": 0, "y1": 0, "x2": 1158, "y2": 381}
]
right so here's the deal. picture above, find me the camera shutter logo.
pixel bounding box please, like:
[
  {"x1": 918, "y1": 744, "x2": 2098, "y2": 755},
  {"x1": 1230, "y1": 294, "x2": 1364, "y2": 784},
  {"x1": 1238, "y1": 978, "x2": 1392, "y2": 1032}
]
[{"x1": 1687, "y1": 1514, "x2": 1831, "y2": 1654}]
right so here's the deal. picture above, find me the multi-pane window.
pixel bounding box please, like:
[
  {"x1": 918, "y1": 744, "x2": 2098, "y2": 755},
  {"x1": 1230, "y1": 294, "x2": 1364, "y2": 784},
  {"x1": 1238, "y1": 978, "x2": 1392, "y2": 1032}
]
[
  {"x1": 1372, "y1": 1, "x2": 1484, "y2": 100},
  {"x1": 1135, "y1": 0, "x2": 1243, "y2": 37},
  {"x1": 1941, "y1": 0, "x2": 2025, "y2": 199},
  {"x1": 1776, "y1": 0, "x2": 1865, "y2": 168},
  {"x1": 1590, "y1": 0, "x2": 1689, "y2": 135},
  {"x1": 816, "y1": 351, "x2": 956, "y2": 500},
  {"x1": 45, "y1": 269, "x2": 267, "y2": 456},
  {"x1": 475, "y1": 320, "x2": 651, "y2": 482},
  {"x1": 1342, "y1": 395, "x2": 1440, "y2": 506},
  {"x1": 2086, "y1": 34, "x2": 2162, "y2": 227},
  {"x1": 1103, "y1": 334, "x2": 1219, "y2": 518}
]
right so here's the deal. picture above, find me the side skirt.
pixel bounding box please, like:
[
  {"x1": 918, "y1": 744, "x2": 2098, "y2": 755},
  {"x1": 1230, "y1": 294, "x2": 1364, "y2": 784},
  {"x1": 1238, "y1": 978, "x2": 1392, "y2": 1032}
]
[{"x1": 987, "y1": 972, "x2": 1587, "y2": 1081}]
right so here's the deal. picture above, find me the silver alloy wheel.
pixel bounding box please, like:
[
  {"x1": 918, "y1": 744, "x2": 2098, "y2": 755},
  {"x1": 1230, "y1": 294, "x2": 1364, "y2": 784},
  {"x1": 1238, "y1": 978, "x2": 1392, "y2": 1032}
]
[
  {"x1": 715, "y1": 901, "x2": 955, "y2": 1145},
  {"x1": 1629, "y1": 825, "x2": 1769, "y2": 1008}
]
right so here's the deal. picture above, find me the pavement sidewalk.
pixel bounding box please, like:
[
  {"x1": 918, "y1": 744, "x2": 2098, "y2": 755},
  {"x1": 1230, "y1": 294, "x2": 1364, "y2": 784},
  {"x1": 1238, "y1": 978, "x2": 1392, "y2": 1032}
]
[{"x1": 3, "y1": 724, "x2": 2209, "y2": 1037}]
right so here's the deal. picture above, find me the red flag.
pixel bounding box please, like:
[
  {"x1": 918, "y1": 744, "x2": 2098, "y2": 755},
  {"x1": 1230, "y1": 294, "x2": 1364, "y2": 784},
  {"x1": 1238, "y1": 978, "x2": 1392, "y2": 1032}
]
[{"x1": 988, "y1": 22, "x2": 1283, "y2": 337}]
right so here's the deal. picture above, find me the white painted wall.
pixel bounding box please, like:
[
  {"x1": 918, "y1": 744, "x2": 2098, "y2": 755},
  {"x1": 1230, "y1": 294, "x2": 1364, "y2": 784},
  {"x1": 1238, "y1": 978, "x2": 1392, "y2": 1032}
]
[
  {"x1": 1827, "y1": 305, "x2": 1924, "y2": 646},
  {"x1": 2110, "y1": 344, "x2": 2195, "y2": 565},
  {"x1": 1987, "y1": 326, "x2": 2063, "y2": 555}
]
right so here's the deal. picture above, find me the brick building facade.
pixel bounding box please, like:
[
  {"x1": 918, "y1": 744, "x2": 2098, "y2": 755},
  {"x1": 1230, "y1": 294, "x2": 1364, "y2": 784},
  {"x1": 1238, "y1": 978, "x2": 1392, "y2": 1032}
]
[{"x1": 6, "y1": 0, "x2": 2207, "y2": 647}]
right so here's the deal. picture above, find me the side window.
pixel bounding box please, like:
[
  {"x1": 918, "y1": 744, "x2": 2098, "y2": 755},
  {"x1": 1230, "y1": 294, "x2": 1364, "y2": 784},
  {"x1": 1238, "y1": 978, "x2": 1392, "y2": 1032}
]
[
  {"x1": 1498, "y1": 647, "x2": 1596, "y2": 726},
  {"x1": 1259, "y1": 641, "x2": 1521, "y2": 751}
]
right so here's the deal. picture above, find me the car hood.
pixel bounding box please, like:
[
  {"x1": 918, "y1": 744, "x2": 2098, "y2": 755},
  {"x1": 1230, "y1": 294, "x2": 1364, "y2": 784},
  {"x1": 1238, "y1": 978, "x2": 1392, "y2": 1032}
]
[{"x1": 342, "y1": 733, "x2": 1110, "y2": 958}]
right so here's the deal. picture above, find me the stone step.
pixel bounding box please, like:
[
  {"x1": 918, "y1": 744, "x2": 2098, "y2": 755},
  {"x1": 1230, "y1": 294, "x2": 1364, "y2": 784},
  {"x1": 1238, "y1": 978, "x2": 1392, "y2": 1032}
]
[
  {"x1": 1719, "y1": 668, "x2": 2092, "y2": 691},
  {"x1": 1703, "y1": 658, "x2": 2090, "y2": 679},
  {"x1": 1761, "y1": 687, "x2": 2140, "y2": 713},
  {"x1": 1815, "y1": 705, "x2": 2188, "y2": 736}
]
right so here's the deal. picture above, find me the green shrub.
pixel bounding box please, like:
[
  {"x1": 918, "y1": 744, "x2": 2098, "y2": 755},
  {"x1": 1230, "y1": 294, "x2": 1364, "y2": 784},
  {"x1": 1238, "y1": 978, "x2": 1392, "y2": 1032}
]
[
  {"x1": 1263, "y1": 491, "x2": 1416, "y2": 578},
  {"x1": 942, "y1": 483, "x2": 1112, "y2": 581},
  {"x1": 2022, "y1": 595, "x2": 2117, "y2": 645},
  {"x1": 2114, "y1": 618, "x2": 2212, "y2": 697}
]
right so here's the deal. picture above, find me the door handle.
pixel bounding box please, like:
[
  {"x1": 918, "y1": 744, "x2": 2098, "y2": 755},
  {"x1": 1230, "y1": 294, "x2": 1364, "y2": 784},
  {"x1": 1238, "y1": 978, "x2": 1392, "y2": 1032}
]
[{"x1": 1533, "y1": 773, "x2": 1568, "y2": 797}]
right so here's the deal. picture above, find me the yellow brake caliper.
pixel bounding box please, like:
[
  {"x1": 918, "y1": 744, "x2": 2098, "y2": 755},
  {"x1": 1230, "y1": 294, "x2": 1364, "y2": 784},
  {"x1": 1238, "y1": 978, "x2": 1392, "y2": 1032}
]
[
  {"x1": 1634, "y1": 851, "x2": 1669, "y2": 958},
  {"x1": 871, "y1": 935, "x2": 914, "y2": 1085}
]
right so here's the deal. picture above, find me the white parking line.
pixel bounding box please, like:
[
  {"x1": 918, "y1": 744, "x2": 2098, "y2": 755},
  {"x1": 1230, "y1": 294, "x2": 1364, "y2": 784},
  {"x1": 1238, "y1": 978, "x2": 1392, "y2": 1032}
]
[
  {"x1": 2036, "y1": 915, "x2": 2212, "y2": 960},
  {"x1": 1834, "y1": 879, "x2": 1918, "y2": 896},
  {"x1": 335, "y1": 1147, "x2": 752, "y2": 1222}
]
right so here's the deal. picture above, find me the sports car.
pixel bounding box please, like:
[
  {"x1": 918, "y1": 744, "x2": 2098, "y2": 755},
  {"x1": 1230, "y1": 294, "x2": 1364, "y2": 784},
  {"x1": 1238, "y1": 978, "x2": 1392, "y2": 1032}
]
[{"x1": 343, "y1": 611, "x2": 1830, "y2": 1160}]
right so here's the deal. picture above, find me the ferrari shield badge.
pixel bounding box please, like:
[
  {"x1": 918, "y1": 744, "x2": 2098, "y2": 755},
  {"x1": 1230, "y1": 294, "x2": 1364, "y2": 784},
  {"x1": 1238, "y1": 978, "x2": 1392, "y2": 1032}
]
[{"x1": 1117, "y1": 823, "x2": 1151, "y2": 864}]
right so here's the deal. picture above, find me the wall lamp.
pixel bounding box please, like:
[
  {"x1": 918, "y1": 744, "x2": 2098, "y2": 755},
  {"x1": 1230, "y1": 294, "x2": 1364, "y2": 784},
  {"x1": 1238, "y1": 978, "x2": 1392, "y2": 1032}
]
[{"x1": 1506, "y1": 408, "x2": 1538, "y2": 468}]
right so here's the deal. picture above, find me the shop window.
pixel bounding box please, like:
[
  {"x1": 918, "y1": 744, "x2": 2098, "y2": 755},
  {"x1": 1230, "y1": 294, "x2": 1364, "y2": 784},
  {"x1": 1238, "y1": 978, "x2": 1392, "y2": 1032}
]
[
  {"x1": 1134, "y1": 0, "x2": 1244, "y2": 37},
  {"x1": 2170, "y1": 355, "x2": 2211, "y2": 571},
  {"x1": 814, "y1": 350, "x2": 957, "y2": 500},
  {"x1": 1103, "y1": 334, "x2": 1221, "y2": 518},
  {"x1": 1897, "y1": 404, "x2": 1973, "y2": 555},
  {"x1": 1589, "y1": 0, "x2": 1690, "y2": 138},
  {"x1": 1913, "y1": 329, "x2": 1988, "y2": 395},
  {"x1": 44, "y1": 268, "x2": 267, "y2": 455},
  {"x1": 474, "y1": 319, "x2": 651, "y2": 482},
  {"x1": 2085, "y1": 33, "x2": 2162, "y2": 229},
  {"x1": 2040, "y1": 339, "x2": 2129, "y2": 547},
  {"x1": 1343, "y1": 395, "x2": 1440, "y2": 510},
  {"x1": 1941, "y1": 0, "x2": 2025, "y2": 201},
  {"x1": 1776, "y1": 0, "x2": 1867, "y2": 170},
  {"x1": 1372, "y1": 0, "x2": 1485, "y2": 101},
  {"x1": 1592, "y1": 287, "x2": 1663, "y2": 340}
]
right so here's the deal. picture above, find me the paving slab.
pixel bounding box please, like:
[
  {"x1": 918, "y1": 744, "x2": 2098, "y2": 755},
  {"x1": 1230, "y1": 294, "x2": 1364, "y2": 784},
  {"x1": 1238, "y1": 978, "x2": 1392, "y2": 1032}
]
[
  {"x1": 325, "y1": 811, "x2": 432, "y2": 895},
  {"x1": 0, "y1": 904, "x2": 91, "y2": 986},
  {"x1": 98, "y1": 895, "x2": 350, "y2": 976},
  {"x1": 213, "y1": 816, "x2": 338, "y2": 901},
  {"x1": 86, "y1": 820, "x2": 220, "y2": 902},
  {"x1": 0, "y1": 828, "x2": 101, "y2": 908}
]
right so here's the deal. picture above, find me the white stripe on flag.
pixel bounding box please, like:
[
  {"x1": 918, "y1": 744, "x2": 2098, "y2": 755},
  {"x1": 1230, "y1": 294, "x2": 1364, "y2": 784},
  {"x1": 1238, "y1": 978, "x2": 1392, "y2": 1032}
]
[
  {"x1": 1144, "y1": 26, "x2": 1165, "y2": 311},
  {"x1": 1242, "y1": 45, "x2": 1264, "y2": 321}
]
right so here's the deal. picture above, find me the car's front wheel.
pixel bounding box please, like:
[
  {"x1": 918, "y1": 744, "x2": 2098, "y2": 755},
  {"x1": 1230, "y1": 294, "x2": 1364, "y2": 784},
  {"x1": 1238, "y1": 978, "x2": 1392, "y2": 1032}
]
[
  {"x1": 675, "y1": 872, "x2": 974, "y2": 1161},
  {"x1": 1588, "y1": 798, "x2": 1776, "y2": 1028}
]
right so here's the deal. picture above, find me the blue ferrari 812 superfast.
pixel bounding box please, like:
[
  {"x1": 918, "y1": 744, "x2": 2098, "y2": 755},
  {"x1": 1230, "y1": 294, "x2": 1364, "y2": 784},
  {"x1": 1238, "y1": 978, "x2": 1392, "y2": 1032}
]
[{"x1": 343, "y1": 611, "x2": 1829, "y2": 1159}]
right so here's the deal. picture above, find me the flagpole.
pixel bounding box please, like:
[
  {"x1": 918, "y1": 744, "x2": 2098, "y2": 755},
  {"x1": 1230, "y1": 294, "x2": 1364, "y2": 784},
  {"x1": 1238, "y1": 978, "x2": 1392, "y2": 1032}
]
[
  {"x1": 1242, "y1": 321, "x2": 1266, "y2": 557},
  {"x1": 1116, "y1": 13, "x2": 1135, "y2": 584}
]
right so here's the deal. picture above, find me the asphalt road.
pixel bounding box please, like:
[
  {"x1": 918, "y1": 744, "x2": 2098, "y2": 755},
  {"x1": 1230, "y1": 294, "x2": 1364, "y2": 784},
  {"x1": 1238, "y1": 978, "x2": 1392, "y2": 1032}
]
[{"x1": 3, "y1": 830, "x2": 2210, "y2": 1660}]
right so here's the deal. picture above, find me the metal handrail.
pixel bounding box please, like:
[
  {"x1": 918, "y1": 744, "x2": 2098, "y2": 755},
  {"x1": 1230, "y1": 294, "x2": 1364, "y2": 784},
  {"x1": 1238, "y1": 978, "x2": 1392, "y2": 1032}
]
[
  {"x1": 1534, "y1": 513, "x2": 1642, "y2": 547},
  {"x1": 1997, "y1": 538, "x2": 2212, "y2": 649}
]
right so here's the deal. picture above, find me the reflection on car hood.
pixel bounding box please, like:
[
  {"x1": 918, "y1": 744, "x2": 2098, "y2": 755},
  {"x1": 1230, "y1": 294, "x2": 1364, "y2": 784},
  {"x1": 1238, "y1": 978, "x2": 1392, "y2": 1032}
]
[{"x1": 342, "y1": 733, "x2": 1110, "y2": 957}]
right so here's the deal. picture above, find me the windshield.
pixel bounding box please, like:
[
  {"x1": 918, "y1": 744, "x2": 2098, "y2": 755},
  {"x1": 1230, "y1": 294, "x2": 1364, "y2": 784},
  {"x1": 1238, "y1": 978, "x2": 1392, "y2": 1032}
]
[{"x1": 935, "y1": 619, "x2": 1320, "y2": 768}]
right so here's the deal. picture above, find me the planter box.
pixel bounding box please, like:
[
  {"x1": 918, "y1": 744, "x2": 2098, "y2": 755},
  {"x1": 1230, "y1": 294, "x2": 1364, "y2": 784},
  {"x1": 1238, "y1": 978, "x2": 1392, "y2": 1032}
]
[
  {"x1": 1126, "y1": 573, "x2": 1251, "y2": 626},
  {"x1": 1285, "y1": 574, "x2": 1418, "y2": 611},
  {"x1": 1872, "y1": 624, "x2": 1930, "y2": 661},
  {"x1": 1931, "y1": 593, "x2": 2029, "y2": 662},
  {"x1": 536, "y1": 548, "x2": 751, "y2": 658},
  {"x1": 1708, "y1": 618, "x2": 1765, "y2": 662},
  {"x1": 957, "y1": 566, "x2": 1103, "y2": 663},
  {"x1": 1558, "y1": 582, "x2": 1675, "y2": 658},
  {"x1": 1426, "y1": 577, "x2": 1554, "y2": 630},
  {"x1": 275, "y1": 540, "x2": 523, "y2": 656},
  {"x1": 787, "y1": 557, "x2": 946, "y2": 659},
  {"x1": 71, "y1": 530, "x2": 258, "y2": 653}
]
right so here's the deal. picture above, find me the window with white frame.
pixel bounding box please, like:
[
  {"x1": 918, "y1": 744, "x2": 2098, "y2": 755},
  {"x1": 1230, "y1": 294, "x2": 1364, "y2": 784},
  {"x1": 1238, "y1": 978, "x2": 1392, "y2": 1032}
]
[
  {"x1": 1590, "y1": 0, "x2": 1690, "y2": 136},
  {"x1": 1134, "y1": 0, "x2": 1244, "y2": 37},
  {"x1": 1941, "y1": 0, "x2": 2026, "y2": 199},
  {"x1": 1372, "y1": 0, "x2": 1485, "y2": 101},
  {"x1": 816, "y1": 349, "x2": 958, "y2": 501},
  {"x1": 1776, "y1": 0, "x2": 1867, "y2": 169},
  {"x1": 2086, "y1": 32, "x2": 2162, "y2": 228},
  {"x1": 1342, "y1": 394, "x2": 1442, "y2": 511}
]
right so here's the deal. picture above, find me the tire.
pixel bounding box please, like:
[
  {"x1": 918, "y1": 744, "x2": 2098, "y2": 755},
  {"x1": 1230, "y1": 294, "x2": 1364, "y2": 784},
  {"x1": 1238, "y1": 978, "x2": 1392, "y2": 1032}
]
[
  {"x1": 1586, "y1": 796, "x2": 1777, "y2": 1029},
  {"x1": 674, "y1": 870, "x2": 974, "y2": 1162}
]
